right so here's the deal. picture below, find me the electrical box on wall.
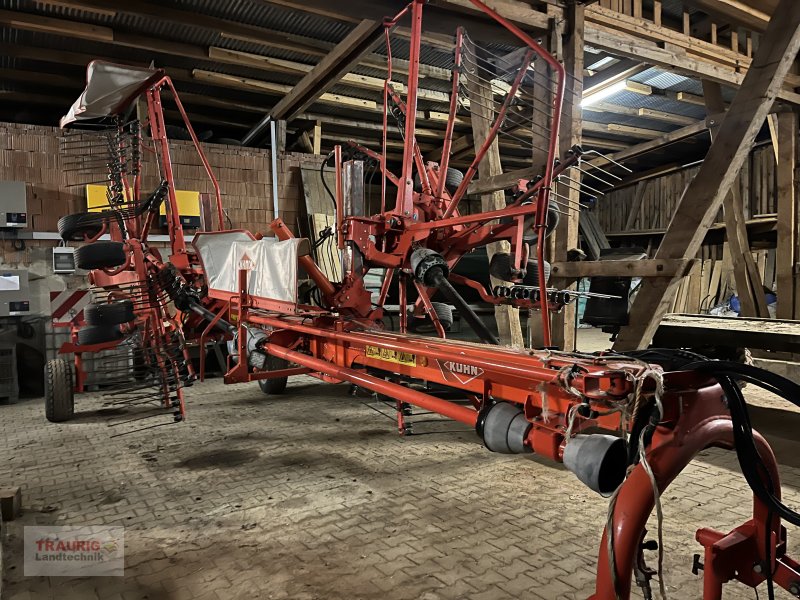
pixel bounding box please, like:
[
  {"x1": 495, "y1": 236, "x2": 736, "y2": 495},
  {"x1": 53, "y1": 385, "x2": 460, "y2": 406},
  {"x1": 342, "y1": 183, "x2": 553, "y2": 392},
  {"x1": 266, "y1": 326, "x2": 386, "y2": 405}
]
[
  {"x1": 0, "y1": 181, "x2": 28, "y2": 228},
  {"x1": 53, "y1": 247, "x2": 76, "y2": 274},
  {"x1": 0, "y1": 270, "x2": 30, "y2": 316},
  {"x1": 86, "y1": 184, "x2": 201, "y2": 229}
]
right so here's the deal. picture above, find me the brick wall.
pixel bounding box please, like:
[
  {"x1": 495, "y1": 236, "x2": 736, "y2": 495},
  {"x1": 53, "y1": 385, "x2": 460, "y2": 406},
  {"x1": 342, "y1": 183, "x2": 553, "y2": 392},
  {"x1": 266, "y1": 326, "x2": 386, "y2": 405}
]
[
  {"x1": 0, "y1": 121, "x2": 323, "y2": 314},
  {"x1": 0, "y1": 121, "x2": 321, "y2": 238}
]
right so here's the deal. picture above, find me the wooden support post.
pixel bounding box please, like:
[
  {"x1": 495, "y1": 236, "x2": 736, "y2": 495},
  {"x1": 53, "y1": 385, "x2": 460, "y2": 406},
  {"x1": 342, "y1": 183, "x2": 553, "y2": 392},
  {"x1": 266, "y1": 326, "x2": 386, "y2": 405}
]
[
  {"x1": 275, "y1": 119, "x2": 287, "y2": 155},
  {"x1": 467, "y1": 44, "x2": 523, "y2": 348},
  {"x1": 703, "y1": 80, "x2": 769, "y2": 318},
  {"x1": 299, "y1": 130, "x2": 314, "y2": 153},
  {"x1": 624, "y1": 180, "x2": 647, "y2": 230},
  {"x1": 313, "y1": 120, "x2": 322, "y2": 155},
  {"x1": 613, "y1": 0, "x2": 800, "y2": 351},
  {"x1": 551, "y1": 2, "x2": 584, "y2": 352},
  {"x1": 777, "y1": 109, "x2": 799, "y2": 318}
]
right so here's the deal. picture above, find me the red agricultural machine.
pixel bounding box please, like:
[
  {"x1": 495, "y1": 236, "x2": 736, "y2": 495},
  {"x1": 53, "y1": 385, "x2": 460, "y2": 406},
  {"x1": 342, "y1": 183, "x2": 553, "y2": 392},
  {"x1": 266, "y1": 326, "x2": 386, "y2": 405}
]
[
  {"x1": 46, "y1": 61, "x2": 233, "y2": 425},
  {"x1": 46, "y1": 1, "x2": 800, "y2": 599}
]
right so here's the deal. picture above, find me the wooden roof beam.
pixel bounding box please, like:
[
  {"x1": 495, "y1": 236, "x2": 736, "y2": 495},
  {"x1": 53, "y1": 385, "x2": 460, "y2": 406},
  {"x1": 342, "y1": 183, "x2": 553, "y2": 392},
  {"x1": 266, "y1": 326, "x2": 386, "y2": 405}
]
[
  {"x1": 584, "y1": 8, "x2": 800, "y2": 104},
  {"x1": 587, "y1": 119, "x2": 711, "y2": 167},
  {"x1": 684, "y1": 0, "x2": 771, "y2": 32},
  {"x1": 614, "y1": 0, "x2": 800, "y2": 350},
  {"x1": 263, "y1": 19, "x2": 386, "y2": 122}
]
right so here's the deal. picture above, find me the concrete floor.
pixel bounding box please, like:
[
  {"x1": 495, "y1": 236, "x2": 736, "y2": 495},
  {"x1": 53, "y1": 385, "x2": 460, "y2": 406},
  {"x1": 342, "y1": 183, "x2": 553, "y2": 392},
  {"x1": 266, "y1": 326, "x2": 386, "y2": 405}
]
[{"x1": 2, "y1": 330, "x2": 800, "y2": 599}]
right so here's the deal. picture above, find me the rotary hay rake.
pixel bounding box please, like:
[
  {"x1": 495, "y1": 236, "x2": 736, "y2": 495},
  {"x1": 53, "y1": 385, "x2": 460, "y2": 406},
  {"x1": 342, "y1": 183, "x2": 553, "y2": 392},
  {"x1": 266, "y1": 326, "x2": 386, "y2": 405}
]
[
  {"x1": 44, "y1": 2, "x2": 800, "y2": 599},
  {"x1": 46, "y1": 62, "x2": 232, "y2": 430}
]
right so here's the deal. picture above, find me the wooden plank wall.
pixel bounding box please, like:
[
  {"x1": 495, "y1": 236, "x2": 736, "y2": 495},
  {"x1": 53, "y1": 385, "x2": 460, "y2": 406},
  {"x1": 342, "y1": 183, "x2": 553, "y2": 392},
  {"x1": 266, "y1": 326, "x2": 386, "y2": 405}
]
[
  {"x1": 597, "y1": 144, "x2": 776, "y2": 234},
  {"x1": 595, "y1": 143, "x2": 779, "y2": 315},
  {"x1": 667, "y1": 247, "x2": 775, "y2": 314}
]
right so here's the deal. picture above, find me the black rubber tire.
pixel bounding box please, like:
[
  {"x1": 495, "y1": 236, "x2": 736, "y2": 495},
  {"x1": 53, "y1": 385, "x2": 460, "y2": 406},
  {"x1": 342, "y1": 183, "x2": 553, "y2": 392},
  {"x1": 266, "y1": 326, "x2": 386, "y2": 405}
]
[
  {"x1": 489, "y1": 253, "x2": 550, "y2": 286},
  {"x1": 77, "y1": 324, "x2": 123, "y2": 346},
  {"x1": 414, "y1": 168, "x2": 464, "y2": 194},
  {"x1": 482, "y1": 402, "x2": 521, "y2": 454},
  {"x1": 84, "y1": 300, "x2": 135, "y2": 326},
  {"x1": 44, "y1": 358, "x2": 74, "y2": 423},
  {"x1": 432, "y1": 302, "x2": 453, "y2": 330},
  {"x1": 521, "y1": 206, "x2": 560, "y2": 243},
  {"x1": 58, "y1": 212, "x2": 105, "y2": 242},
  {"x1": 410, "y1": 301, "x2": 453, "y2": 334},
  {"x1": 443, "y1": 167, "x2": 464, "y2": 193},
  {"x1": 258, "y1": 355, "x2": 289, "y2": 395},
  {"x1": 526, "y1": 259, "x2": 551, "y2": 286},
  {"x1": 75, "y1": 241, "x2": 126, "y2": 270}
]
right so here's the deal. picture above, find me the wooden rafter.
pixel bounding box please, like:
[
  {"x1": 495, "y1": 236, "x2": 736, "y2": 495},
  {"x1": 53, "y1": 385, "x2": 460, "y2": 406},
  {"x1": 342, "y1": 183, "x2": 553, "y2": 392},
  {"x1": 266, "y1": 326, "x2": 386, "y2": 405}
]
[
  {"x1": 247, "y1": 17, "x2": 386, "y2": 128},
  {"x1": 613, "y1": 0, "x2": 800, "y2": 351}
]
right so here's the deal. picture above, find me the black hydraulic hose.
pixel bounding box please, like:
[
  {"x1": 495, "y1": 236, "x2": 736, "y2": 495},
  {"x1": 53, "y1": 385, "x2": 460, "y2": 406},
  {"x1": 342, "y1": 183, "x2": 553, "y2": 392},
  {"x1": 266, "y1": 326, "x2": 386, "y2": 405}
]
[
  {"x1": 429, "y1": 267, "x2": 501, "y2": 345},
  {"x1": 687, "y1": 360, "x2": 800, "y2": 600},
  {"x1": 687, "y1": 360, "x2": 800, "y2": 526},
  {"x1": 188, "y1": 301, "x2": 236, "y2": 335},
  {"x1": 320, "y1": 150, "x2": 337, "y2": 211}
]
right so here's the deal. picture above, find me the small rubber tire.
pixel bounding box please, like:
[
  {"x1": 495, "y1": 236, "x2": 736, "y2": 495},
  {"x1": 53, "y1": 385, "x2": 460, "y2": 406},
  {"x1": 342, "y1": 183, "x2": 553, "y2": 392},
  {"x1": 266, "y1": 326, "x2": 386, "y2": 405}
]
[
  {"x1": 75, "y1": 241, "x2": 126, "y2": 270},
  {"x1": 490, "y1": 253, "x2": 550, "y2": 285},
  {"x1": 443, "y1": 167, "x2": 464, "y2": 193},
  {"x1": 431, "y1": 302, "x2": 453, "y2": 330},
  {"x1": 527, "y1": 259, "x2": 551, "y2": 286},
  {"x1": 414, "y1": 167, "x2": 464, "y2": 194},
  {"x1": 521, "y1": 206, "x2": 560, "y2": 243},
  {"x1": 410, "y1": 302, "x2": 454, "y2": 334},
  {"x1": 44, "y1": 358, "x2": 74, "y2": 423},
  {"x1": 258, "y1": 355, "x2": 289, "y2": 395},
  {"x1": 77, "y1": 324, "x2": 123, "y2": 346},
  {"x1": 58, "y1": 212, "x2": 105, "y2": 242},
  {"x1": 482, "y1": 402, "x2": 522, "y2": 454},
  {"x1": 84, "y1": 300, "x2": 135, "y2": 326}
]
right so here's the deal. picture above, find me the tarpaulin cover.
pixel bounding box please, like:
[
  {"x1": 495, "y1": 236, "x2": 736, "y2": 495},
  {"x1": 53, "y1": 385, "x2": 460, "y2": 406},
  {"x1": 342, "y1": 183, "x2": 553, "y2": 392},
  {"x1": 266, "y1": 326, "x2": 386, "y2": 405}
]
[
  {"x1": 60, "y1": 61, "x2": 159, "y2": 128},
  {"x1": 193, "y1": 231, "x2": 311, "y2": 305}
]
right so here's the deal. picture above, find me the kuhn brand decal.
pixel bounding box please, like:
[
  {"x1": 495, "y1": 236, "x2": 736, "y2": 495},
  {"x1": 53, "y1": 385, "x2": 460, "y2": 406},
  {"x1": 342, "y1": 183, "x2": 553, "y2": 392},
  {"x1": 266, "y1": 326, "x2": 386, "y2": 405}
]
[{"x1": 436, "y1": 359, "x2": 484, "y2": 385}]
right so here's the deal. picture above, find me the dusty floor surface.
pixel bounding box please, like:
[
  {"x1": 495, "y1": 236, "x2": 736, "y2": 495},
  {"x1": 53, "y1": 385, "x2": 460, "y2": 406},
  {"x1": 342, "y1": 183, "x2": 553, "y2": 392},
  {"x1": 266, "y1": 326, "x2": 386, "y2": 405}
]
[{"x1": 2, "y1": 331, "x2": 800, "y2": 599}]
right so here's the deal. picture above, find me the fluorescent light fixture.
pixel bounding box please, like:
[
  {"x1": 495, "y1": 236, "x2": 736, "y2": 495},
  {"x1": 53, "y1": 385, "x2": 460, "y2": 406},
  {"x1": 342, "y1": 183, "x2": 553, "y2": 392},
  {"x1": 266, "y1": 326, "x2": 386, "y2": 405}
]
[
  {"x1": 581, "y1": 80, "x2": 627, "y2": 108},
  {"x1": 586, "y1": 56, "x2": 617, "y2": 72}
]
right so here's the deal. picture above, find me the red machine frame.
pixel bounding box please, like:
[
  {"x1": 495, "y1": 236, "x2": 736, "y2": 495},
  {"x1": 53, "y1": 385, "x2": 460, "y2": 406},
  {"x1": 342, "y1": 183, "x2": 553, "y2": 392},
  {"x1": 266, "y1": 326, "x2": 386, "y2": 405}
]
[
  {"x1": 57, "y1": 67, "x2": 229, "y2": 417},
  {"x1": 58, "y1": 1, "x2": 799, "y2": 598}
]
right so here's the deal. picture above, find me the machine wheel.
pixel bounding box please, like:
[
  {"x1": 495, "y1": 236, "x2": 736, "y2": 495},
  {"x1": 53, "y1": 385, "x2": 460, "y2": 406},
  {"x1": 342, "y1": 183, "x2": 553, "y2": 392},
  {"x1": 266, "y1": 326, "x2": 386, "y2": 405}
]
[
  {"x1": 75, "y1": 241, "x2": 127, "y2": 270},
  {"x1": 258, "y1": 356, "x2": 289, "y2": 395},
  {"x1": 414, "y1": 168, "x2": 464, "y2": 194},
  {"x1": 489, "y1": 253, "x2": 551, "y2": 286},
  {"x1": 443, "y1": 167, "x2": 464, "y2": 193},
  {"x1": 431, "y1": 302, "x2": 453, "y2": 330},
  {"x1": 412, "y1": 302, "x2": 454, "y2": 334},
  {"x1": 58, "y1": 212, "x2": 104, "y2": 241},
  {"x1": 481, "y1": 401, "x2": 525, "y2": 454},
  {"x1": 77, "y1": 324, "x2": 123, "y2": 346},
  {"x1": 521, "y1": 206, "x2": 560, "y2": 243},
  {"x1": 84, "y1": 300, "x2": 135, "y2": 326},
  {"x1": 527, "y1": 259, "x2": 551, "y2": 286},
  {"x1": 44, "y1": 358, "x2": 74, "y2": 423}
]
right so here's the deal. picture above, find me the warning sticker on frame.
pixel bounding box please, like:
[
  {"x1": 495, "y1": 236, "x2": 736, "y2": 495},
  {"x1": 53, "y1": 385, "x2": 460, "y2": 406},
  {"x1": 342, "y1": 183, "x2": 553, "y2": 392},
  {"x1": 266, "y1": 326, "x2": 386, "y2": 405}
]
[{"x1": 365, "y1": 346, "x2": 417, "y2": 367}]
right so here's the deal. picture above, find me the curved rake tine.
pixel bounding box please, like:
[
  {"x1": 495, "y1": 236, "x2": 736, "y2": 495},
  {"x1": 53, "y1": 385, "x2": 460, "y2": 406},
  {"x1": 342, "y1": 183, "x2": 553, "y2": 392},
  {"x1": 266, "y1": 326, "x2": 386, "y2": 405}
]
[
  {"x1": 581, "y1": 149, "x2": 633, "y2": 173},
  {"x1": 573, "y1": 165, "x2": 618, "y2": 187},
  {"x1": 561, "y1": 174, "x2": 605, "y2": 197}
]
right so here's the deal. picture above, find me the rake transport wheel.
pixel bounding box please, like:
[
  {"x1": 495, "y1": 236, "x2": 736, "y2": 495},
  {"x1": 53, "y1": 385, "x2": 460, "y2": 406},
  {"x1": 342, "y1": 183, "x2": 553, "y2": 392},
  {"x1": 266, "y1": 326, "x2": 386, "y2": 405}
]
[
  {"x1": 77, "y1": 324, "x2": 123, "y2": 346},
  {"x1": 258, "y1": 355, "x2": 289, "y2": 395},
  {"x1": 75, "y1": 241, "x2": 126, "y2": 270},
  {"x1": 414, "y1": 167, "x2": 464, "y2": 194},
  {"x1": 57, "y1": 212, "x2": 104, "y2": 241},
  {"x1": 84, "y1": 300, "x2": 135, "y2": 326},
  {"x1": 44, "y1": 358, "x2": 74, "y2": 423}
]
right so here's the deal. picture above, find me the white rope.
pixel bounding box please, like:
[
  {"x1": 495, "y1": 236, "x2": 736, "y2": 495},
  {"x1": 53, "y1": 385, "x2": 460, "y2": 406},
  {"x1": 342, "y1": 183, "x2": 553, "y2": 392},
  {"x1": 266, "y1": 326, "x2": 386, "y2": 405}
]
[{"x1": 605, "y1": 368, "x2": 667, "y2": 600}]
